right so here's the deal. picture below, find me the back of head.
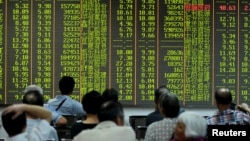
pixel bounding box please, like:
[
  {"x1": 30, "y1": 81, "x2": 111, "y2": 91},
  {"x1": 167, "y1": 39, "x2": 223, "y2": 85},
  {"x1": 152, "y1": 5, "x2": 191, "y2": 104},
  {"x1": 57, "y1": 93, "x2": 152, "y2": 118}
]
[
  {"x1": 24, "y1": 84, "x2": 43, "y2": 95},
  {"x1": 98, "y1": 101, "x2": 124, "y2": 124},
  {"x1": 59, "y1": 76, "x2": 75, "y2": 95},
  {"x1": 23, "y1": 90, "x2": 44, "y2": 106},
  {"x1": 159, "y1": 93, "x2": 180, "y2": 118},
  {"x1": 2, "y1": 110, "x2": 26, "y2": 137},
  {"x1": 102, "y1": 88, "x2": 119, "y2": 102},
  {"x1": 82, "y1": 90, "x2": 103, "y2": 114},
  {"x1": 154, "y1": 85, "x2": 170, "y2": 104},
  {"x1": 215, "y1": 88, "x2": 232, "y2": 105},
  {"x1": 177, "y1": 111, "x2": 207, "y2": 138}
]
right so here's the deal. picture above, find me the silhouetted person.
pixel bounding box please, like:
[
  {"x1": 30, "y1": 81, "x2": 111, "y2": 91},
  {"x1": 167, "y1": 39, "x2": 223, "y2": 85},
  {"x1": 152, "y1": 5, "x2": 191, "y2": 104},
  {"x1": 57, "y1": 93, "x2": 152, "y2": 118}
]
[
  {"x1": 70, "y1": 90, "x2": 103, "y2": 138},
  {"x1": 73, "y1": 101, "x2": 136, "y2": 141},
  {"x1": 146, "y1": 85, "x2": 170, "y2": 126},
  {"x1": 2, "y1": 111, "x2": 27, "y2": 140},
  {"x1": 102, "y1": 88, "x2": 119, "y2": 102}
]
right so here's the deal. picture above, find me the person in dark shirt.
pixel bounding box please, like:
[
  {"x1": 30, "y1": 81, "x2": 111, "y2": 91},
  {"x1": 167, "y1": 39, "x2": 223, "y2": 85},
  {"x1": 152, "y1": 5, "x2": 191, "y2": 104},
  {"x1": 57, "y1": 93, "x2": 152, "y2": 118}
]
[
  {"x1": 70, "y1": 90, "x2": 103, "y2": 138},
  {"x1": 102, "y1": 88, "x2": 119, "y2": 102},
  {"x1": 146, "y1": 85, "x2": 170, "y2": 126}
]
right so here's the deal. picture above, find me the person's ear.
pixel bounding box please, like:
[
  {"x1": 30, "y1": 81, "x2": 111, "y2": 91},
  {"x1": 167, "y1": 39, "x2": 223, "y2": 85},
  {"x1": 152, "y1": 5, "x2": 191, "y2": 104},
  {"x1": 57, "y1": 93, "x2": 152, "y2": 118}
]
[
  {"x1": 116, "y1": 115, "x2": 124, "y2": 126},
  {"x1": 159, "y1": 105, "x2": 165, "y2": 115}
]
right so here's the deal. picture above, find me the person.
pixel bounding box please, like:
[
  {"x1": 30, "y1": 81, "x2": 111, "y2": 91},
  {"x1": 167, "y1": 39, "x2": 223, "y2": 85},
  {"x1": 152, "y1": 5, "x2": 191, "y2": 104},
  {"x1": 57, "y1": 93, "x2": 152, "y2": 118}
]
[
  {"x1": 171, "y1": 111, "x2": 207, "y2": 141},
  {"x1": 24, "y1": 84, "x2": 67, "y2": 127},
  {"x1": 70, "y1": 90, "x2": 103, "y2": 138},
  {"x1": 1, "y1": 104, "x2": 54, "y2": 141},
  {"x1": 47, "y1": 76, "x2": 85, "y2": 119},
  {"x1": 206, "y1": 88, "x2": 250, "y2": 125},
  {"x1": 144, "y1": 92, "x2": 180, "y2": 141},
  {"x1": 22, "y1": 90, "x2": 59, "y2": 140},
  {"x1": 72, "y1": 101, "x2": 136, "y2": 141},
  {"x1": 102, "y1": 87, "x2": 119, "y2": 102},
  {"x1": 236, "y1": 102, "x2": 250, "y2": 114},
  {"x1": 146, "y1": 85, "x2": 185, "y2": 126},
  {"x1": 2, "y1": 110, "x2": 29, "y2": 141},
  {"x1": 146, "y1": 85, "x2": 170, "y2": 126}
]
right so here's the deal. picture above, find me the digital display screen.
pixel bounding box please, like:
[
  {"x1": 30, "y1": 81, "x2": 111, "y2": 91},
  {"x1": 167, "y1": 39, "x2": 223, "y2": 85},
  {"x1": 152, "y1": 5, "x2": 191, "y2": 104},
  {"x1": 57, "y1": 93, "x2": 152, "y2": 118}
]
[{"x1": 0, "y1": 0, "x2": 249, "y2": 107}]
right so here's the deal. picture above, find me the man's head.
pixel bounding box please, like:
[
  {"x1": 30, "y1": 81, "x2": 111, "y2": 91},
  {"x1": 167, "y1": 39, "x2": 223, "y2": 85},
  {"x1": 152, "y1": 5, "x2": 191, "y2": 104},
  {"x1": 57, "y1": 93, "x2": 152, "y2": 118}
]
[
  {"x1": 59, "y1": 76, "x2": 75, "y2": 95},
  {"x1": 215, "y1": 88, "x2": 232, "y2": 105},
  {"x1": 98, "y1": 101, "x2": 124, "y2": 126},
  {"x1": 158, "y1": 92, "x2": 180, "y2": 118},
  {"x1": 154, "y1": 85, "x2": 170, "y2": 105},
  {"x1": 82, "y1": 90, "x2": 103, "y2": 114},
  {"x1": 102, "y1": 88, "x2": 119, "y2": 102},
  {"x1": 1, "y1": 110, "x2": 26, "y2": 137},
  {"x1": 24, "y1": 85, "x2": 43, "y2": 95},
  {"x1": 23, "y1": 90, "x2": 44, "y2": 107}
]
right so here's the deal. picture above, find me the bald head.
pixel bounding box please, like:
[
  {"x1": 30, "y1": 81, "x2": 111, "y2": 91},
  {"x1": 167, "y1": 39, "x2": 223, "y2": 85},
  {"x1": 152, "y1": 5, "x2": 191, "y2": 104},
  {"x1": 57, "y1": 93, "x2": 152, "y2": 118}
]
[{"x1": 215, "y1": 88, "x2": 232, "y2": 105}]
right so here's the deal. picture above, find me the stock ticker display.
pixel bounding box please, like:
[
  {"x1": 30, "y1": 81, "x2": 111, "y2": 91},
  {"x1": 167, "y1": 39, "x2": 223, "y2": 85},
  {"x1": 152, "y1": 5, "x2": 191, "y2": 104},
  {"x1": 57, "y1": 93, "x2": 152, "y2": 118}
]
[{"x1": 0, "y1": 0, "x2": 250, "y2": 107}]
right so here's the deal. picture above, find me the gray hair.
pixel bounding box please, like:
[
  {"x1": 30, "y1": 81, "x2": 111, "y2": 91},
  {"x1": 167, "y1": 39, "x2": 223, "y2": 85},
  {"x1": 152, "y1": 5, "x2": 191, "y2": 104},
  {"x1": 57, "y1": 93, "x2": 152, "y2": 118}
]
[
  {"x1": 24, "y1": 85, "x2": 43, "y2": 95},
  {"x1": 177, "y1": 111, "x2": 207, "y2": 138}
]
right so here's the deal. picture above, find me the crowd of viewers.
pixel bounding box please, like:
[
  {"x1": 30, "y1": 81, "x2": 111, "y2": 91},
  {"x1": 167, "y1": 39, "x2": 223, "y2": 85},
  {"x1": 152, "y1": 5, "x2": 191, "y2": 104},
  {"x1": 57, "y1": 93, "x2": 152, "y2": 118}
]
[{"x1": 1, "y1": 76, "x2": 250, "y2": 141}]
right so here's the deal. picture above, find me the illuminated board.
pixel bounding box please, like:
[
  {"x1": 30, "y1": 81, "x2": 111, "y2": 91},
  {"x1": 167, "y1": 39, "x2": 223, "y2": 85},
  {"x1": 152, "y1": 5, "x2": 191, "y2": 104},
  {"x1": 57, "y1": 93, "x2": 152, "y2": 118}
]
[{"x1": 0, "y1": 0, "x2": 250, "y2": 108}]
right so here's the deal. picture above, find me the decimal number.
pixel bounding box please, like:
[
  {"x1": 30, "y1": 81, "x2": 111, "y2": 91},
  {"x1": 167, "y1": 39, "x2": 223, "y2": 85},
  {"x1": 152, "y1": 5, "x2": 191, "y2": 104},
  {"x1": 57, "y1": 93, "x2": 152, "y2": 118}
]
[{"x1": 219, "y1": 5, "x2": 236, "y2": 11}]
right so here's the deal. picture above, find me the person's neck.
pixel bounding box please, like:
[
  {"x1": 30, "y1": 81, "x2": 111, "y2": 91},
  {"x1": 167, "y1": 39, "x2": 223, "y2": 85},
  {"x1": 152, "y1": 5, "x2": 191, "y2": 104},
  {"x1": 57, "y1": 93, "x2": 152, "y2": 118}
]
[
  {"x1": 83, "y1": 114, "x2": 99, "y2": 124},
  {"x1": 218, "y1": 104, "x2": 230, "y2": 111}
]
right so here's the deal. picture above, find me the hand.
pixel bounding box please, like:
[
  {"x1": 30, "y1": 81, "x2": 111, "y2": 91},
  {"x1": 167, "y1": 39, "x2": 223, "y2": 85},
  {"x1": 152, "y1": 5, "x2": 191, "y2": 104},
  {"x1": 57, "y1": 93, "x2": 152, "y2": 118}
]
[{"x1": 2, "y1": 104, "x2": 26, "y2": 119}]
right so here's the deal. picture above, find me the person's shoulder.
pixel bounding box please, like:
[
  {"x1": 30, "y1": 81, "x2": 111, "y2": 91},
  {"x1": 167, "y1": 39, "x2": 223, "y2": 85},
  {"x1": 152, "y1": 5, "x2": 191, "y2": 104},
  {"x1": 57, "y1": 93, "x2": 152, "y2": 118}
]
[
  {"x1": 71, "y1": 121, "x2": 94, "y2": 129},
  {"x1": 147, "y1": 110, "x2": 161, "y2": 116},
  {"x1": 147, "y1": 119, "x2": 163, "y2": 129},
  {"x1": 108, "y1": 126, "x2": 135, "y2": 136},
  {"x1": 47, "y1": 97, "x2": 57, "y2": 104},
  {"x1": 8, "y1": 132, "x2": 30, "y2": 141},
  {"x1": 35, "y1": 119, "x2": 56, "y2": 130}
]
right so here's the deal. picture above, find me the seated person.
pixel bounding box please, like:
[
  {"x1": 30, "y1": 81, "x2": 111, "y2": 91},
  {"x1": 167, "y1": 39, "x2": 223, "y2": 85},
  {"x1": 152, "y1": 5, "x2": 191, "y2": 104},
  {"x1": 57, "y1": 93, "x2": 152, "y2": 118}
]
[
  {"x1": 102, "y1": 88, "x2": 119, "y2": 102},
  {"x1": 144, "y1": 92, "x2": 180, "y2": 141},
  {"x1": 207, "y1": 88, "x2": 250, "y2": 125},
  {"x1": 24, "y1": 84, "x2": 67, "y2": 127},
  {"x1": 72, "y1": 101, "x2": 136, "y2": 141},
  {"x1": 1, "y1": 104, "x2": 52, "y2": 141},
  {"x1": 47, "y1": 76, "x2": 85, "y2": 119},
  {"x1": 70, "y1": 90, "x2": 103, "y2": 138},
  {"x1": 22, "y1": 90, "x2": 59, "y2": 140},
  {"x1": 146, "y1": 85, "x2": 185, "y2": 126},
  {"x1": 171, "y1": 111, "x2": 207, "y2": 141},
  {"x1": 146, "y1": 85, "x2": 170, "y2": 126}
]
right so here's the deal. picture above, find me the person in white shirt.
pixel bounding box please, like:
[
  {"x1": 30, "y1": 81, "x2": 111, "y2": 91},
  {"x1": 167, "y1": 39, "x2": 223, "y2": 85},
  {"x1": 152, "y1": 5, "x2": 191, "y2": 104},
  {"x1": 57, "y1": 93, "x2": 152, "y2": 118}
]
[
  {"x1": 22, "y1": 90, "x2": 59, "y2": 141},
  {"x1": 24, "y1": 84, "x2": 67, "y2": 127},
  {"x1": 1, "y1": 104, "x2": 52, "y2": 141}
]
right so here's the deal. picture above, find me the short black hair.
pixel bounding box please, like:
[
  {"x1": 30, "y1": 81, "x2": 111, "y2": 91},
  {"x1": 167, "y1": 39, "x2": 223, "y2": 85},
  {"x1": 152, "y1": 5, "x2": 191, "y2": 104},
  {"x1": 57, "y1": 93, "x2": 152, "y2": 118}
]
[
  {"x1": 215, "y1": 88, "x2": 232, "y2": 105},
  {"x1": 2, "y1": 111, "x2": 26, "y2": 137},
  {"x1": 102, "y1": 88, "x2": 119, "y2": 102},
  {"x1": 59, "y1": 76, "x2": 75, "y2": 94},
  {"x1": 98, "y1": 101, "x2": 124, "y2": 123},
  {"x1": 82, "y1": 90, "x2": 103, "y2": 114},
  {"x1": 159, "y1": 93, "x2": 180, "y2": 118},
  {"x1": 23, "y1": 90, "x2": 44, "y2": 106},
  {"x1": 155, "y1": 85, "x2": 170, "y2": 104}
]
